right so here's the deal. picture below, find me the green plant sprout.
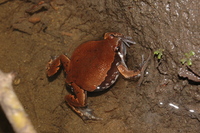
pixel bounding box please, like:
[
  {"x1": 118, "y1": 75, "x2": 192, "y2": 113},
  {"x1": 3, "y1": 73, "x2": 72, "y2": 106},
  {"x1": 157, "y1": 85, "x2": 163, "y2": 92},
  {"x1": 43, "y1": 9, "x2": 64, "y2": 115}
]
[
  {"x1": 180, "y1": 51, "x2": 195, "y2": 66},
  {"x1": 154, "y1": 49, "x2": 164, "y2": 60}
]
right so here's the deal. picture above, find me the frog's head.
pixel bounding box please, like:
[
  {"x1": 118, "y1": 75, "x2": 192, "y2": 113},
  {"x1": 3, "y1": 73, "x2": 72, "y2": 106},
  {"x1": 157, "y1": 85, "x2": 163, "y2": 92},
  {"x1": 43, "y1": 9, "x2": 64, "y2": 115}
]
[
  {"x1": 104, "y1": 32, "x2": 136, "y2": 48},
  {"x1": 104, "y1": 32, "x2": 136, "y2": 65}
]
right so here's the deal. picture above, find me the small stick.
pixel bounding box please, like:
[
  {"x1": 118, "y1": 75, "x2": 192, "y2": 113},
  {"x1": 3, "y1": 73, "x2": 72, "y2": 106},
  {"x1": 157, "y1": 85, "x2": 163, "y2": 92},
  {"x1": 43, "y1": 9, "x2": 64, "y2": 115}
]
[
  {"x1": 0, "y1": 70, "x2": 37, "y2": 133},
  {"x1": 137, "y1": 51, "x2": 152, "y2": 87}
]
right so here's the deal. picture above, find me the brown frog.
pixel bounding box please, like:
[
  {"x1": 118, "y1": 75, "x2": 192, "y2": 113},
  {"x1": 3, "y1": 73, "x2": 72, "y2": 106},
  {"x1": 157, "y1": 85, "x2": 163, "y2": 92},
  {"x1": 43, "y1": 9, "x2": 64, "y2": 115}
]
[{"x1": 47, "y1": 32, "x2": 141, "y2": 120}]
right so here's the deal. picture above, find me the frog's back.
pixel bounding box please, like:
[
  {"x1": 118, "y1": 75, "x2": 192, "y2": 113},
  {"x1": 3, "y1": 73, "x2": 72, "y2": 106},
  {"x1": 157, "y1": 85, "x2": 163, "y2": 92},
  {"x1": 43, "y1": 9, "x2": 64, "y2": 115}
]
[{"x1": 67, "y1": 39, "x2": 116, "y2": 92}]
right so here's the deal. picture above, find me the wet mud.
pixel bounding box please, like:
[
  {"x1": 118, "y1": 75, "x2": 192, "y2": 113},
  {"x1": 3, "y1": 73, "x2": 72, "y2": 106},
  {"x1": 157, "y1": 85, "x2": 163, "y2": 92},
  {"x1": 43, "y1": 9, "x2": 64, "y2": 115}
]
[{"x1": 0, "y1": 0, "x2": 199, "y2": 133}]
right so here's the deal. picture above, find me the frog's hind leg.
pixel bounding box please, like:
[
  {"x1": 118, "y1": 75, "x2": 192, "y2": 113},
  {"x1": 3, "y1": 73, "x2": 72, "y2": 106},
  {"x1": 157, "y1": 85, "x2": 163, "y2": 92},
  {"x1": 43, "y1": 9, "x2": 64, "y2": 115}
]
[
  {"x1": 65, "y1": 83, "x2": 102, "y2": 120},
  {"x1": 46, "y1": 54, "x2": 70, "y2": 77},
  {"x1": 66, "y1": 82, "x2": 86, "y2": 107}
]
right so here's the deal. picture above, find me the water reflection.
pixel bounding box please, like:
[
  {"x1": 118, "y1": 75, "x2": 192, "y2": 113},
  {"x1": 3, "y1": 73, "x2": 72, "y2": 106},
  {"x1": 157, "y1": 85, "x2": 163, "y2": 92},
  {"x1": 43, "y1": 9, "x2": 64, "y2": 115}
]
[
  {"x1": 169, "y1": 103, "x2": 179, "y2": 109},
  {"x1": 158, "y1": 101, "x2": 200, "y2": 121}
]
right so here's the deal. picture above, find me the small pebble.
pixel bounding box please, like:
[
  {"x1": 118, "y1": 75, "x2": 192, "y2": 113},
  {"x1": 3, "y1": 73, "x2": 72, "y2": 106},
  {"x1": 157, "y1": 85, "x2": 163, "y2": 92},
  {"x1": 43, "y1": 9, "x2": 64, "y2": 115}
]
[
  {"x1": 13, "y1": 78, "x2": 20, "y2": 85},
  {"x1": 28, "y1": 16, "x2": 41, "y2": 24}
]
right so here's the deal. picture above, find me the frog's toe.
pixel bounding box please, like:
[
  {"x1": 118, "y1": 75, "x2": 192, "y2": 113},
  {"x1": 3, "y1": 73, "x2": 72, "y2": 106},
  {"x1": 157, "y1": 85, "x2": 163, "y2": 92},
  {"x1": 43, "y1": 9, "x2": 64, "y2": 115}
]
[{"x1": 78, "y1": 107, "x2": 102, "y2": 120}]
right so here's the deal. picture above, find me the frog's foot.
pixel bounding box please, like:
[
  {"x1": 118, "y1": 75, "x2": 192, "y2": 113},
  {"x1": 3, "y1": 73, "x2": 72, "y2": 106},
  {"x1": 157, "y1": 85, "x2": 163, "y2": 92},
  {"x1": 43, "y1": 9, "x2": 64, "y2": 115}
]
[
  {"x1": 65, "y1": 83, "x2": 102, "y2": 120},
  {"x1": 73, "y1": 106, "x2": 102, "y2": 120},
  {"x1": 66, "y1": 95, "x2": 102, "y2": 120},
  {"x1": 46, "y1": 54, "x2": 70, "y2": 77}
]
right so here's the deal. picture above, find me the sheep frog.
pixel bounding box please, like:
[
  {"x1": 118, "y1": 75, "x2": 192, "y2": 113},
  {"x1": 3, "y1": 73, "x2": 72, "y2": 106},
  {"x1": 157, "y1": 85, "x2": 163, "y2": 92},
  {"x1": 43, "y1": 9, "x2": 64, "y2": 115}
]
[{"x1": 46, "y1": 32, "x2": 141, "y2": 120}]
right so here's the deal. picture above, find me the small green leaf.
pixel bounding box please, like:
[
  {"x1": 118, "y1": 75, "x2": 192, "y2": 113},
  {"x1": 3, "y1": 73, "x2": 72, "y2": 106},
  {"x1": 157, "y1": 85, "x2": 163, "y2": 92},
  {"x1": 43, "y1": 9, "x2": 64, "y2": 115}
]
[
  {"x1": 187, "y1": 59, "x2": 192, "y2": 66},
  {"x1": 158, "y1": 53, "x2": 162, "y2": 59},
  {"x1": 180, "y1": 58, "x2": 187, "y2": 64},
  {"x1": 154, "y1": 51, "x2": 159, "y2": 55},
  {"x1": 189, "y1": 51, "x2": 195, "y2": 56}
]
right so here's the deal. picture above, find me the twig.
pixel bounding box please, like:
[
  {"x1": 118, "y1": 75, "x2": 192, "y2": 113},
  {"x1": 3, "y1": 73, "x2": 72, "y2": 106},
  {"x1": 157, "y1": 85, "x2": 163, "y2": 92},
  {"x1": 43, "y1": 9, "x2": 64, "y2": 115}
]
[
  {"x1": 0, "y1": 70, "x2": 37, "y2": 133},
  {"x1": 137, "y1": 51, "x2": 151, "y2": 86}
]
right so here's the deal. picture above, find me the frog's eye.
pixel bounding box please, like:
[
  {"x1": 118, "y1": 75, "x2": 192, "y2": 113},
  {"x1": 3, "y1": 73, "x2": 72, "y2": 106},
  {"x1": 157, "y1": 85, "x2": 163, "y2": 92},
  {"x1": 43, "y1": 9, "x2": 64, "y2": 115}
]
[{"x1": 109, "y1": 34, "x2": 115, "y2": 39}]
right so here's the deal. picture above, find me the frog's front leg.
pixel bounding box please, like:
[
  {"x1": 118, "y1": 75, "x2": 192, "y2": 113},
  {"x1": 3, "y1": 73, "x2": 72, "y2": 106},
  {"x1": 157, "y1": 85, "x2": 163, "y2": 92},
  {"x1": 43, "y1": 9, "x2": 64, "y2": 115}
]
[
  {"x1": 46, "y1": 54, "x2": 70, "y2": 77},
  {"x1": 65, "y1": 83, "x2": 101, "y2": 120},
  {"x1": 117, "y1": 64, "x2": 140, "y2": 78}
]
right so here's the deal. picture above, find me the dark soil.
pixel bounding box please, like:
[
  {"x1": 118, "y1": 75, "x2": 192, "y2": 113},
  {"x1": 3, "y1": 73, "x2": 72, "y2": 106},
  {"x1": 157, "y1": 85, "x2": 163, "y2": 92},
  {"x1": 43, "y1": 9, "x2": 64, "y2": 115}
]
[{"x1": 0, "y1": 0, "x2": 199, "y2": 133}]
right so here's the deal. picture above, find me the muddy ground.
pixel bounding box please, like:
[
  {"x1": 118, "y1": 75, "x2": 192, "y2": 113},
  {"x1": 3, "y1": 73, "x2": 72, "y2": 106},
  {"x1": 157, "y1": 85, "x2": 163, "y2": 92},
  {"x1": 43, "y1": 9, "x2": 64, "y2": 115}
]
[{"x1": 0, "y1": 0, "x2": 200, "y2": 133}]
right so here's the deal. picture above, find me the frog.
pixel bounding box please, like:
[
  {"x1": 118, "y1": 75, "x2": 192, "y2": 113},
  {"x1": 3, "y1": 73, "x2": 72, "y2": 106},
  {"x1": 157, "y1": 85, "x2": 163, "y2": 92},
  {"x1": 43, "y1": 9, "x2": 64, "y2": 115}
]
[{"x1": 46, "y1": 32, "x2": 141, "y2": 120}]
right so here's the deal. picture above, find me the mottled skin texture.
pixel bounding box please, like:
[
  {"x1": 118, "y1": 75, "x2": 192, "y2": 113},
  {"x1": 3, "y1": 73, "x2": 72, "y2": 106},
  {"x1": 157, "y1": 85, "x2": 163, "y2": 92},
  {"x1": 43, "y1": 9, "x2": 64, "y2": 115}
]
[{"x1": 46, "y1": 32, "x2": 140, "y2": 120}]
